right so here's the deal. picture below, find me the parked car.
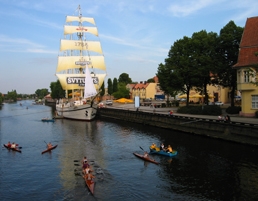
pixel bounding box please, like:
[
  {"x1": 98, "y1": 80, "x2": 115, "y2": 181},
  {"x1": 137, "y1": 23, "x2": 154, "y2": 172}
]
[
  {"x1": 105, "y1": 100, "x2": 113, "y2": 105},
  {"x1": 215, "y1": 101, "x2": 223, "y2": 106}
]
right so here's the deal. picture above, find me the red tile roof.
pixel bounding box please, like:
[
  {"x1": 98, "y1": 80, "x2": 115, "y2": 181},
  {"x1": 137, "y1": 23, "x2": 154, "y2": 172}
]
[
  {"x1": 133, "y1": 83, "x2": 149, "y2": 89},
  {"x1": 234, "y1": 16, "x2": 258, "y2": 68}
]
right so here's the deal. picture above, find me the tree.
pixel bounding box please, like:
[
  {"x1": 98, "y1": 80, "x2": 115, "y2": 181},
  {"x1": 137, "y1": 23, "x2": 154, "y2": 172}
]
[
  {"x1": 147, "y1": 78, "x2": 155, "y2": 83},
  {"x1": 107, "y1": 78, "x2": 113, "y2": 95},
  {"x1": 189, "y1": 30, "x2": 219, "y2": 104},
  {"x1": 0, "y1": 92, "x2": 3, "y2": 105},
  {"x1": 113, "y1": 78, "x2": 118, "y2": 93},
  {"x1": 216, "y1": 21, "x2": 244, "y2": 106},
  {"x1": 165, "y1": 36, "x2": 200, "y2": 106},
  {"x1": 118, "y1": 73, "x2": 132, "y2": 84},
  {"x1": 50, "y1": 80, "x2": 65, "y2": 100},
  {"x1": 112, "y1": 83, "x2": 130, "y2": 99},
  {"x1": 156, "y1": 63, "x2": 184, "y2": 101},
  {"x1": 100, "y1": 82, "x2": 105, "y2": 97}
]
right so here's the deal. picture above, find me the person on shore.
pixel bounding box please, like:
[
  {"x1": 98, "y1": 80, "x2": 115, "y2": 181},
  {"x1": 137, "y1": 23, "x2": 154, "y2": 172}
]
[
  {"x1": 225, "y1": 115, "x2": 231, "y2": 123},
  {"x1": 166, "y1": 145, "x2": 173, "y2": 153},
  {"x1": 169, "y1": 110, "x2": 173, "y2": 116}
]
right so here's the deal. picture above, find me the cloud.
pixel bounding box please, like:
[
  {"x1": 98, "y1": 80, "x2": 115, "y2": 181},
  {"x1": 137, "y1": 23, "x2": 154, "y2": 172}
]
[{"x1": 167, "y1": 0, "x2": 221, "y2": 17}]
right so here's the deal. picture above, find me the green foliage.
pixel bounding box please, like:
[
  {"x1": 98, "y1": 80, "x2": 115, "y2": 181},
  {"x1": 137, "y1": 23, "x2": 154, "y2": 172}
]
[
  {"x1": 100, "y1": 82, "x2": 105, "y2": 96},
  {"x1": 225, "y1": 106, "x2": 241, "y2": 114},
  {"x1": 6, "y1": 90, "x2": 18, "y2": 102},
  {"x1": 118, "y1": 73, "x2": 132, "y2": 84},
  {"x1": 112, "y1": 83, "x2": 130, "y2": 99},
  {"x1": 147, "y1": 78, "x2": 155, "y2": 83},
  {"x1": 177, "y1": 105, "x2": 222, "y2": 116},
  {"x1": 215, "y1": 21, "x2": 244, "y2": 106},
  {"x1": 157, "y1": 63, "x2": 184, "y2": 99},
  {"x1": 107, "y1": 78, "x2": 113, "y2": 95},
  {"x1": 50, "y1": 80, "x2": 65, "y2": 99},
  {"x1": 0, "y1": 92, "x2": 3, "y2": 104},
  {"x1": 113, "y1": 78, "x2": 118, "y2": 93}
]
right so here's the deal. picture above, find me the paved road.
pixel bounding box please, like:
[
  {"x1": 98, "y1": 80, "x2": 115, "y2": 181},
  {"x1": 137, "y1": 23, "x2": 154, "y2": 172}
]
[{"x1": 107, "y1": 103, "x2": 258, "y2": 125}]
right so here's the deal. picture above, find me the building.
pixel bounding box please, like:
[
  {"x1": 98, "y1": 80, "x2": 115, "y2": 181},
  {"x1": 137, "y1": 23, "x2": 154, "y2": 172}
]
[
  {"x1": 233, "y1": 16, "x2": 258, "y2": 117},
  {"x1": 129, "y1": 81, "x2": 157, "y2": 100}
]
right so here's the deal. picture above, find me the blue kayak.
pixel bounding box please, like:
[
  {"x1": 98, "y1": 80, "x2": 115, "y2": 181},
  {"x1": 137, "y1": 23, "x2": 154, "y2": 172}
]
[{"x1": 149, "y1": 147, "x2": 178, "y2": 157}]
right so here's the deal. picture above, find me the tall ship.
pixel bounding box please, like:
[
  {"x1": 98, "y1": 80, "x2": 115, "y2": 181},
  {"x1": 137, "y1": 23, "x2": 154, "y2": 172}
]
[{"x1": 55, "y1": 5, "x2": 106, "y2": 121}]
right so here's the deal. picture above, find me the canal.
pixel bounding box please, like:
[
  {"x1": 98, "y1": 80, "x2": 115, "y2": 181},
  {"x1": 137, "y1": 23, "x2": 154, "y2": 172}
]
[{"x1": 0, "y1": 100, "x2": 258, "y2": 201}]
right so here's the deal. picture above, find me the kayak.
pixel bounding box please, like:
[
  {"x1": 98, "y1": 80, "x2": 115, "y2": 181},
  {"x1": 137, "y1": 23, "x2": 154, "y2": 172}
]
[
  {"x1": 84, "y1": 176, "x2": 95, "y2": 194},
  {"x1": 133, "y1": 152, "x2": 159, "y2": 165},
  {"x1": 41, "y1": 144, "x2": 58, "y2": 154},
  {"x1": 81, "y1": 163, "x2": 95, "y2": 194},
  {"x1": 149, "y1": 147, "x2": 178, "y2": 157},
  {"x1": 3, "y1": 144, "x2": 22, "y2": 153}
]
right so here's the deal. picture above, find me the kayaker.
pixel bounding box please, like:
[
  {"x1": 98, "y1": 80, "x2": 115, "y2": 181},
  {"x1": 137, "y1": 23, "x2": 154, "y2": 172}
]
[
  {"x1": 84, "y1": 170, "x2": 95, "y2": 181},
  {"x1": 143, "y1": 151, "x2": 149, "y2": 158},
  {"x1": 150, "y1": 143, "x2": 157, "y2": 150},
  {"x1": 47, "y1": 142, "x2": 53, "y2": 149},
  {"x1": 82, "y1": 156, "x2": 88, "y2": 164},
  {"x1": 7, "y1": 141, "x2": 11, "y2": 148},
  {"x1": 82, "y1": 161, "x2": 90, "y2": 174},
  {"x1": 160, "y1": 143, "x2": 165, "y2": 151},
  {"x1": 85, "y1": 166, "x2": 91, "y2": 174},
  {"x1": 11, "y1": 142, "x2": 16, "y2": 149},
  {"x1": 166, "y1": 145, "x2": 173, "y2": 153}
]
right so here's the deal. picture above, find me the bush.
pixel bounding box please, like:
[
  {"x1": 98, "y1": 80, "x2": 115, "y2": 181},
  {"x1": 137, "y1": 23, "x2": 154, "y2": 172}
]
[
  {"x1": 225, "y1": 106, "x2": 241, "y2": 114},
  {"x1": 177, "y1": 105, "x2": 222, "y2": 116}
]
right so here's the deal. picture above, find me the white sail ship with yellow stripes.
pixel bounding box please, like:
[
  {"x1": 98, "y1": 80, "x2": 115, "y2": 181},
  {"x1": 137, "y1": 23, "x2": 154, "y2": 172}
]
[{"x1": 55, "y1": 5, "x2": 106, "y2": 121}]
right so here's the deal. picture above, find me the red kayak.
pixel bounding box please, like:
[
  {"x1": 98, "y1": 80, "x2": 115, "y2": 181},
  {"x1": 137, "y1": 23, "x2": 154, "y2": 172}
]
[
  {"x1": 133, "y1": 152, "x2": 159, "y2": 165},
  {"x1": 84, "y1": 176, "x2": 95, "y2": 194},
  {"x1": 3, "y1": 144, "x2": 22, "y2": 153},
  {"x1": 41, "y1": 145, "x2": 58, "y2": 154}
]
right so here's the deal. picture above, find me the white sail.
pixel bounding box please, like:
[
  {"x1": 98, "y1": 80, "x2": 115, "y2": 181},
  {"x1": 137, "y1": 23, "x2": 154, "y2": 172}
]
[
  {"x1": 60, "y1": 39, "x2": 103, "y2": 54},
  {"x1": 56, "y1": 55, "x2": 106, "y2": 72},
  {"x1": 84, "y1": 65, "x2": 97, "y2": 99},
  {"x1": 66, "y1": 16, "x2": 95, "y2": 25},
  {"x1": 64, "y1": 25, "x2": 98, "y2": 36}
]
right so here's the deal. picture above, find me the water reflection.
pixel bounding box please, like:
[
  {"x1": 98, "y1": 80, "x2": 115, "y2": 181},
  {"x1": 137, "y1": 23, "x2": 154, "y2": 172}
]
[{"x1": 1, "y1": 101, "x2": 258, "y2": 200}]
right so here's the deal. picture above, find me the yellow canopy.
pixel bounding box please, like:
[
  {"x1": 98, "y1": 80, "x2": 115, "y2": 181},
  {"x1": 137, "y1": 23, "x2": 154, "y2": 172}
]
[
  {"x1": 192, "y1": 94, "x2": 203, "y2": 98},
  {"x1": 68, "y1": 92, "x2": 81, "y2": 96},
  {"x1": 178, "y1": 94, "x2": 193, "y2": 98},
  {"x1": 114, "y1": 98, "x2": 134, "y2": 103}
]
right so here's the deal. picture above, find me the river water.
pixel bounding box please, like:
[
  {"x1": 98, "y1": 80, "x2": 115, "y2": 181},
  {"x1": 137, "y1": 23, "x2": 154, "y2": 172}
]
[{"x1": 1, "y1": 100, "x2": 258, "y2": 201}]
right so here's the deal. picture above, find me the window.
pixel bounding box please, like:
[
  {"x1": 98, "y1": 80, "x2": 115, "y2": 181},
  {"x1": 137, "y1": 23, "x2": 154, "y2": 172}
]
[
  {"x1": 251, "y1": 95, "x2": 258, "y2": 109},
  {"x1": 244, "y1": 71, "x2": 250, "y2": 83}
]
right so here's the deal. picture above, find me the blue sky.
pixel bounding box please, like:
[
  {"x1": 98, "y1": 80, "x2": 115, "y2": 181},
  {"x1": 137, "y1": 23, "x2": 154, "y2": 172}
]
[{"x1": 0, "y1": 0, "x2": 257, "y2": 94}]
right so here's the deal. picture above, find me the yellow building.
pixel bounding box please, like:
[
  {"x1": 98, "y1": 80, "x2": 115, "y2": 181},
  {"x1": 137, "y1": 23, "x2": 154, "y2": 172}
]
[
  {"x1": 233, "y1": 17, "x2": 258, "y2": 117},
  {"x1": 129, "y1": 82, "x2": 157, "y2": 100}
]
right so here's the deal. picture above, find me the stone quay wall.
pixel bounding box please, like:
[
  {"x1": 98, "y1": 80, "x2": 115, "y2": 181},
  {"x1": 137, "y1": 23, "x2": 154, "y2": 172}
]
[{"x1": 97, "y1": 108, "x2": 258, "y2": 147}]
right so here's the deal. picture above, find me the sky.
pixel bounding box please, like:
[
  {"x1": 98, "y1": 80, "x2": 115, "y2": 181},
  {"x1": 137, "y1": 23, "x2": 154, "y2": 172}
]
[{"x1": 0, "y1": 0, "x2": 257, "y2": 94}]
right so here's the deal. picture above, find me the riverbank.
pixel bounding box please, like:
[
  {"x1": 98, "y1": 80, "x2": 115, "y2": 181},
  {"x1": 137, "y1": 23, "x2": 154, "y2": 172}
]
[{"x1": 98, "y1": 103, "x2": 258, "y2": 147}]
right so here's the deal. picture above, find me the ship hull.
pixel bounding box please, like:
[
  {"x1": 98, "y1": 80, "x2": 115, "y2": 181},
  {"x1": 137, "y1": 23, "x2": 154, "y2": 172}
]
[{"x1": 56, "y1": 103, "x2": 97, "y2": 121}]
